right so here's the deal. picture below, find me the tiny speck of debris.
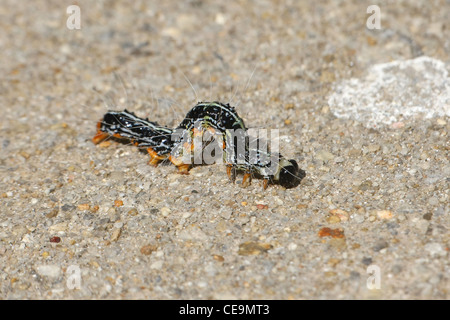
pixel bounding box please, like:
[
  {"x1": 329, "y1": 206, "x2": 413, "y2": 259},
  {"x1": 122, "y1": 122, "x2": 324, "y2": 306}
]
[
  {"x1": 318, "y1": 227, "x2": 345, "y2": 239},
  {"x1": 114, "y1": 200, "x2": 124, "y2": 207},
  {"x1": 140, "y1": 244, "x2": 158, "y2": 255},
  {"x1": 213, "y1": 254, "x2": 225, "y2": 262},
  {"x1": 50, "y1": 236, "x2": 61, "y2": 243}
]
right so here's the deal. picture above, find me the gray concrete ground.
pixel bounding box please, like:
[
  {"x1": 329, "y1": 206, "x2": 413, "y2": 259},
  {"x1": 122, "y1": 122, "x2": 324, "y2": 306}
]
[{"x1": 0, "y1": 0, "x2": 448, "y2": 299}]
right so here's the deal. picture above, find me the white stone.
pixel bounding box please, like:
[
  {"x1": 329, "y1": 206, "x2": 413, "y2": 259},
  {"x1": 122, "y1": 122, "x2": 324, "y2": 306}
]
[{"x1": 328, "y1": 56, "x2": 450, "y2": 128}]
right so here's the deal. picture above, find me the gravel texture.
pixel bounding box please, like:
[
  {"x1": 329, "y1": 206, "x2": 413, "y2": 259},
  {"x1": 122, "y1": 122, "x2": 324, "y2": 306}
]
[{"x1": 0, "y1": 0, "x2": 449, "y2": 299}]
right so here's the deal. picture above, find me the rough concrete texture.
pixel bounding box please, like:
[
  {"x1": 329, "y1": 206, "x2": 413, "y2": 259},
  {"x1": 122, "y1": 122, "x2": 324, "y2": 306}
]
[{"x1": 0, "y1": 0, "x2": 449, "y2": 299}]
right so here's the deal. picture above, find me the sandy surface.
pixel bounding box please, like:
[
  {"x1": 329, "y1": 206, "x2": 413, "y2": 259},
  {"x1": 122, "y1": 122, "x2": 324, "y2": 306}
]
[{"x1": 0, "y1": 0, "x2": 448, "y2": 299}]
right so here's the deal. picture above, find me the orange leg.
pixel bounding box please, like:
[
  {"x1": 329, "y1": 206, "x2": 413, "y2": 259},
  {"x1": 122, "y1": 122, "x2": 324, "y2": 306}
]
[
  {"x1": 242, "y1": 172, "x2": 252, "y2": 188},
  {"x1": 262, "y1": 179, "x2": 269, "y2": 190},
  {"x1": 147, "y1": 148, "x2": 166, "y2": 167},
  {"x1": 226, "y1": 164, "x2": 236, "y2": 183},
  {"x1": 168, "y1": 155, "x2": 191, "y2": 174}
]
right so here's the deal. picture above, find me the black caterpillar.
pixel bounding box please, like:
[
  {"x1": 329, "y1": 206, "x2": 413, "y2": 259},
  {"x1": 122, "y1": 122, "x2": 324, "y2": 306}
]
[{"x1": 93, "y1": 101, "x2": 305, "y2": 189}]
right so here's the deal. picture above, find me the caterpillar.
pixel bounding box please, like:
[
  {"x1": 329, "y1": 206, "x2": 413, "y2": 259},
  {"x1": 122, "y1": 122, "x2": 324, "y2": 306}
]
[{"x1": 93, "y1": 101, "x2": 306, "y2": 189}]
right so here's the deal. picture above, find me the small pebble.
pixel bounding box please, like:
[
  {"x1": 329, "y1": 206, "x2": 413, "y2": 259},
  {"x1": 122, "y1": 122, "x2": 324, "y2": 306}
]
[
  {"x1": 110, "y1": 228, "x2": 121, "y2": 242},
  {"x1": 50, "y1": 236, "x2": 61, "y2": 243},
  {"x1": 376, "y1": 210, "x2": 394, "y2": 220},
  {"x1": 428, "y1": 197, "x2": 439, "y2": 206},
  {"x1": 238, "y1": 242, "x2": 273, "y2": 255},
  {"x1": 213, "y1": 254, "x2": 225, "y2": 262},
  {"x1": 315, "y1": 150, "x2": 334, "y2": 162},
  {"x1": 318, "y1": 227, "x2": 345, "y2": 239},
  {"x1": 36, "y1": 265, "x2": 61, "y2": 278},
  {"x1": 415, "y1": 219, "x2": 429, "y2": 234},
  {"x1": 327, "y1": 215, "x2": 341, "y2": 224},
  {"x1": 424, "y1": 243, "x2": 446, "y2": 257},
  {"x1": 49, "y1": 222, "x2": 68, "y2": 232},
  {"x1": 368, "y1": 144, "x2": 380, "y2": 152},
  {"x1": 373, "y1": 240, "x2": 389, "y2": 252},
  {"x1": 362, "y1": 257, "x2": 373, "y2": 265},
  {"x1": 46, "y1": 208, "x2": 59, "y2": 219},
  {"x1": 128, "y1": 208, "x2": 139, "y2": 216},
  {"x1": 181, "y1": 212, "x2": 191, "y2": 219},
  {"x1": 391, "y1": 122, "x2": 405, "y2": 129},
  {"x1": 215, "y1": 13, "x2": 226, "y2": 25},
  {"x1": 285, "y1": 103, "x2": 295, "y2": 110},
  {"x1": 436, "y1": 118, "x2": 446, "y2": 126},
  {"x1": 113, "y1": 222, "x2": 123, "y2": 228},
  {"x1": 329, "y1": 209, "x2": 349, "y2": 221},
  {"x1": 78, "y1": 203, "x2": 90, "y2": 211},
  {"x1": 348, "y1": 149, "x2": 361, "y2": 157},
  {"x1": 178, "y1": 225, "x2": 208, "y2": 241},
  {"x1": 150, "y1": 261, "x2": 164, "y2": 270},
  {"x1": 140, "y1": 244, "x2": 157, "y2": 255},
  {"x1": 160, "y1": 207, "x2": 171, "y2": 217},
  {"x1": 327, "y1": 258, "x2": 340, "y2": 266},
  {"x1": 19, "y1": 151, "x2": 31, "y2": 159}
]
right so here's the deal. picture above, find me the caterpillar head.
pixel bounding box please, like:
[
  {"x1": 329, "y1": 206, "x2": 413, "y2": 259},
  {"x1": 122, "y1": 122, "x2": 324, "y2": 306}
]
[{"x1": 277, "y1": 159, "x2": 306, "y2": 189}]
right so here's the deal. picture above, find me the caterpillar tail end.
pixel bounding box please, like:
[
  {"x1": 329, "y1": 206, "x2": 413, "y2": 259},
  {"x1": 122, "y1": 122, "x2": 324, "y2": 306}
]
[
  {"x1": 93, "y1": 132, "x2": 109, "y2": 144},
  {"x1": 92, "y1": 121, "x2": 109, "y2": 144}
]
